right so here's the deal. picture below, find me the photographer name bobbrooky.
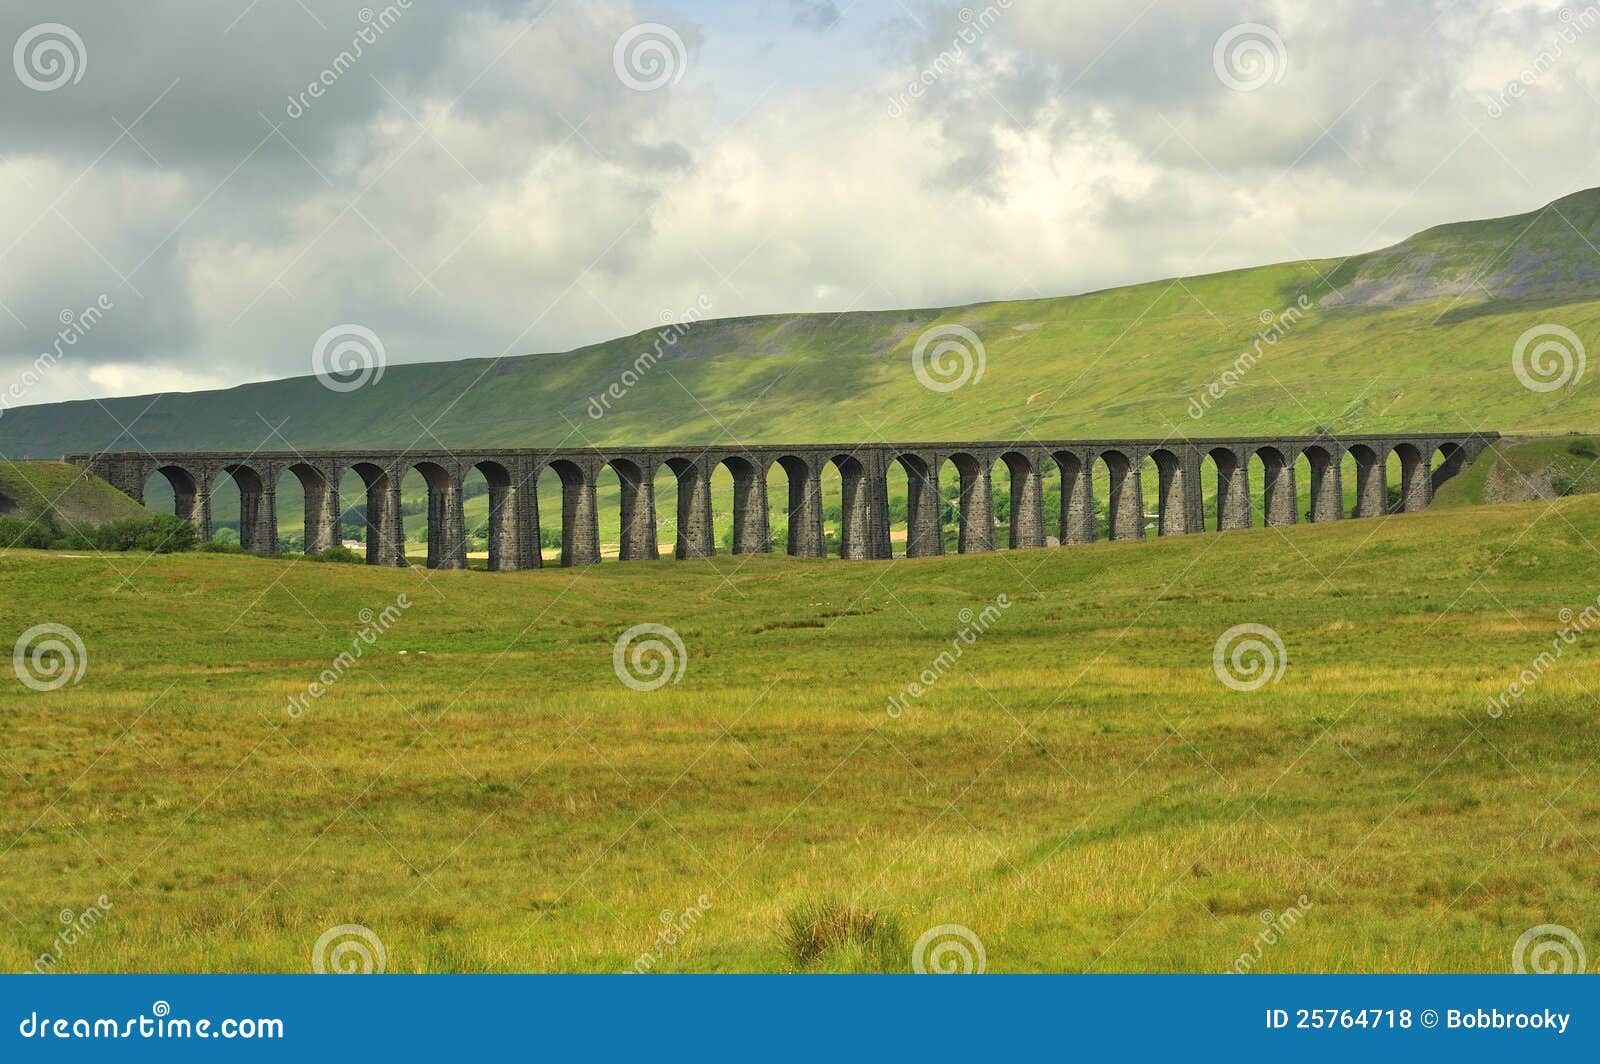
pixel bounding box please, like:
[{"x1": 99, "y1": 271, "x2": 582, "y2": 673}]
[{"x1": 1446, "y1": 1008, "x2": 1569, "y2": 1033}]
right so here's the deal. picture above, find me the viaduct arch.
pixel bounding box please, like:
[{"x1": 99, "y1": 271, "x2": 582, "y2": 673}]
[{"x1": 70, "y1": 432, "x2": 1496, "y2": 569}]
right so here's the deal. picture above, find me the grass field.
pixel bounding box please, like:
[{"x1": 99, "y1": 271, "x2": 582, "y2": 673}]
[{"x1": 2, "y1": 491, "x2": 1598, "y2": 973}]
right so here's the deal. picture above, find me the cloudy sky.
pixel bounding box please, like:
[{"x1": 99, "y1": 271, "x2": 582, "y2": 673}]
[{"x1": 1, "y1": 0, "x2": 1597, "y2": 407}]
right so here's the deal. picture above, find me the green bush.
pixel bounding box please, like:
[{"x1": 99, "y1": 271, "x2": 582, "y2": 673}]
[
  {"x1": 93, "y1": 514, "x2": 198, "y2": 553},
  {"x1": 1, "y1": 513, "x2": 197, "y2": 553},
  {"x1": 0, "y1": 517, "x2": 55, "y2": 550},
  {"x1": 308, "y1": 545, "x2": 363, "y2": 563}
]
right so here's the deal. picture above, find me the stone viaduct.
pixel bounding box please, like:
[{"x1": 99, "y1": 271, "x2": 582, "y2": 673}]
[{"x1": 69, "y1": 432, "x2": 1496, "y2": 569}]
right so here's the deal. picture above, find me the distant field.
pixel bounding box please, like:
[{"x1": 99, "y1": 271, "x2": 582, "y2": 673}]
[{"x1": 2, "y1": 493, "x2": 1596, "y2": 972}]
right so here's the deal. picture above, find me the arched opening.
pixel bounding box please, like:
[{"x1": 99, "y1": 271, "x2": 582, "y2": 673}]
[
  {"x1": 1257, "y1": 446, "x2": 1295, "y2": 527},
  {"x1": 766, "y1": 456, "x2": 809, "y2": 557},
  {"x1": 609, "y1": 457, "x2": 655, "y2": 562},
  {"x1": 1204, "y1": 447, "x2": 1247, "y2": 531},
  {"x1": 1147, "y1": 449, "x2": 1183, "y2": 535},
  {"x1": 1300, "y1": 445, "x2": 1338, "y2": 523},
  {"x1": 1431, "y1": 442, "x2": 1467, "y2": 497},
  {"x1": 471, "y1": 460, "x2": 517, "y2": 569},
  {"x1": 1098, "y1": 450, "x2": 1141, "y2": 541},
  {"x1": 547, "y1": 459, "x2": 598, "y2": 566},
  {"x1": 348, "y1": 462, "x2": 398, "y2": 565},
  {"x1": 884, "y1": 456, "x2": 911, "y2": 557},
  {"x1": 721, "y1": 456, "x2": 768, "y2": 555},
  {"x1": 0, "y1": 487, "x2": 17, "y2": 518},
  {"x1": 276, "y1": 463, "x2": 334, "y2": 554},
  {"x1": 406, "y1": 461, "x2": 462, "y2": 569},
  {"x1": 144, "y1": 464, "x2": 207, "y2": 537},
  {"x1": 1053, "y1": 451, "x2": 1091, "y2": 545},
  {"x1": 219, "y1": 463, "x2": 269, "y2": 553},
  {"x1": 828, "y1": 453, "x2": 871, "y2": 559},
  {"x1": 942, "y1": 452, "x2": 992, "y2": 553},
  {"x1": 661, "y1": 457, "x2": 713, "y2": 559},
  {"x1": 1346, "y1": 444, "x2": 1385, "y2": 518},
  {"x1": 895, "y1": 453, "x2": 939, "y2": 557},
  {"x1": 1393, "y1": 443, "x2": 1430, "y2": 513},
  {"x1": 998, "y1": 451, "x2": 1043, "y2": 549}
]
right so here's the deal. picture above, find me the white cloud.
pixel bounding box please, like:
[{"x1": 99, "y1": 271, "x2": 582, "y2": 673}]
[{"x1": 1, "y1": 0, "x2": 1598, "y2": 405}]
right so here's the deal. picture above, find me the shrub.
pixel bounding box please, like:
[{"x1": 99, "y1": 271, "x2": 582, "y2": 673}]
[
  {"x1": 93, "y1": 514, "x2": 197, "y2": 553},
  {"x1": 780, "y1": 899, "x2": 906, "y2": 972},
  {"x1": 197, "y1": 539, "x2": 244, "y2": 554},
  {"x1": 0, "y1": 516, "x2": 55, "y2": 550},
  {"x1": 308, "y1": 545, "x2": 363, "y2": 564}
]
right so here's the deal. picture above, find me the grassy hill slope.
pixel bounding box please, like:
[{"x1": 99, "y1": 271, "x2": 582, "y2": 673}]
[
  {"x1": 5, "y1": 188, "x2": 1600, "y2": 462},
  {"x1": 1, "y1": 493, "x2": 1596, "y2": 972},
  {"x1": 0, "y1": 460, "x2": 149, "y2": 530}
]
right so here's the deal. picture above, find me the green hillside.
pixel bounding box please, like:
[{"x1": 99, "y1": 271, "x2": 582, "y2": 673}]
[
  {"x1": 3, "y1": 492, "x2": 1597, "y2": 971},
  {"x1": 5, "y1": 188, "x2": 1600, "y2": 463},
  {"x1": 0, "y1": 460, "x2": 149, "y2": 530}
]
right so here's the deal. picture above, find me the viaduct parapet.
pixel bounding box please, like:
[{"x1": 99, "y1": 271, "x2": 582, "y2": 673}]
[{"x1": 68, "y1": 432, "x2": 1496, "y2": 569}]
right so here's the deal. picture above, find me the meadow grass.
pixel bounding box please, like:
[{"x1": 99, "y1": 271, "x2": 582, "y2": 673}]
[{"x1": 1, "y1": 493, "x2": 1598, "y2": 973}]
